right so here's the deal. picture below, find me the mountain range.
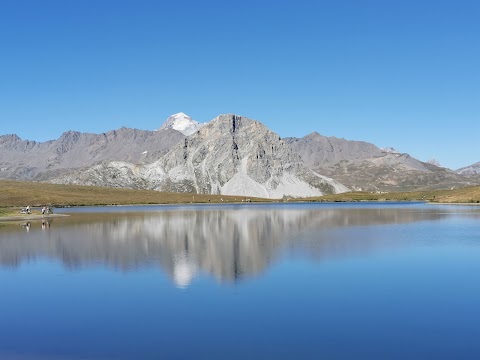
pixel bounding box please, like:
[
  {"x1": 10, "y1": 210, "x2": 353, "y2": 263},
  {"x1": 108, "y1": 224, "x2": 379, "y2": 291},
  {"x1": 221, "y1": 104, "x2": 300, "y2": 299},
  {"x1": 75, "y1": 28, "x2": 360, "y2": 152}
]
[
  {"x1": 1, "y1": 112, "x2": 478, "y2": 198},
  {"x1": 285, "y1": 133, "x2": 477, "y2": 192},
  {"x1": 0, "y1": 127, "x2": 184, "y2": 180}
]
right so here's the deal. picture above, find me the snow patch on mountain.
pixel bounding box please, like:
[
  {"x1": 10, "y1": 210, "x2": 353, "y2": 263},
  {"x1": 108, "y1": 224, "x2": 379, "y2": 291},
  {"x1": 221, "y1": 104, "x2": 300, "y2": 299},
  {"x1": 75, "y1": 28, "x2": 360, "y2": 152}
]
[
  {"x1": 427, "y1": 159, "x2": 442, "y2": 167},
  {"x1": 381, "y1": 147, "x2": 400, "y2": 154}
]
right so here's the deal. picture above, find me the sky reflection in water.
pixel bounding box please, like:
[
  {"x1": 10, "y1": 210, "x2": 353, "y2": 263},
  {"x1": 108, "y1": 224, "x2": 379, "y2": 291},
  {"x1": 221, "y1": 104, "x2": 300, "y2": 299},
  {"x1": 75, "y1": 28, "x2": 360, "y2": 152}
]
[{"x1": 0, "y1": 203, "x2": 479, "y2": 359}]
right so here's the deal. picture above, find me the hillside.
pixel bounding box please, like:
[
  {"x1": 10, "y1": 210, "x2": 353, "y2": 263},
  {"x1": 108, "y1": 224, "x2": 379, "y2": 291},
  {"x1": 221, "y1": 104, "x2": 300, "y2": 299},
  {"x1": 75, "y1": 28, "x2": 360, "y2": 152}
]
[
  {"x1": 0, "y1": 127, "x2": 185, "y2": 180},
  {"x1": 286, "y1": 132, "x2": 478, "y2": 192},
  {"x1": 457, "y1": 161, "x2": 480, "y2": 176}
]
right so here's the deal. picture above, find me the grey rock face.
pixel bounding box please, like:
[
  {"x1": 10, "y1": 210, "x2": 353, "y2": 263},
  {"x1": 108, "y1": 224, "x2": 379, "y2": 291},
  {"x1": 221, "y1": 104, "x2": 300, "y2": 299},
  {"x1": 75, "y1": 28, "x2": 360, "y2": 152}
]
[
  {"x1": 0, "y1": 128, "x2": 185, "y2": 180},
  {"x1": 285, "y1": 132, "x2": 383, "y2": 168},
  {"x1": 147, "y1": 114, "x2": 348, "y2": 197},
  {"x1": 50, "y1": 161, "x2": 149, "y2": 189},
  {"x1": 287, "y1": 132, "x2": 478, "y2": 192},
  {"x1": 51, "y1": 114, "x2": 349, "y2": 198},
  {"x1": 285, "y1": 132, "x2": 432, "y2": 172}
]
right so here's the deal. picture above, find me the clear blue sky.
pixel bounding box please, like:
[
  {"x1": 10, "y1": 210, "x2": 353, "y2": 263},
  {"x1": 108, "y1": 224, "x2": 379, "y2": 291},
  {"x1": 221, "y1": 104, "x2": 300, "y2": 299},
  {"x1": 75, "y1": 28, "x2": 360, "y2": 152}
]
[{"x1": 1, "y1": 0, "x2": 478, "y2": 169}]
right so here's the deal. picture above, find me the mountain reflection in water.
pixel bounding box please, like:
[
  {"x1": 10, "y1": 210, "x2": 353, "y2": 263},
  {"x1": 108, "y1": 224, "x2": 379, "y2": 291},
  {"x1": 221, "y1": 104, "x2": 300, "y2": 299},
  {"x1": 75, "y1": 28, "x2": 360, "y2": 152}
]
[{"x1": 0, "y1": 205, "x2": 447, "y2": 287}]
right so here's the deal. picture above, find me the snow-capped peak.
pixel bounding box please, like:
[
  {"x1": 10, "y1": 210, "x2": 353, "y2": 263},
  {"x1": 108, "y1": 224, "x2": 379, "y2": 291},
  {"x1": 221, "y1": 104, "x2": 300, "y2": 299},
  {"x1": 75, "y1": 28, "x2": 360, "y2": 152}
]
[{"x1": 157, "y1": 112, "x2": 204, "y2": 136}]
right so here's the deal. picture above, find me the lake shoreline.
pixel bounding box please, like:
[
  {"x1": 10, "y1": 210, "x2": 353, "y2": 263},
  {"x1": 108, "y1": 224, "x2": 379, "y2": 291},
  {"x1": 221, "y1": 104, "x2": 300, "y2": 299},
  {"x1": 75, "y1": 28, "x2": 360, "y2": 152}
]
[
  {"x1": 2, "y1": 200, "x2": 479, "y2": 221},
  {"x1": 0, "y1": 214, "x2": 70, "y2": 222}
]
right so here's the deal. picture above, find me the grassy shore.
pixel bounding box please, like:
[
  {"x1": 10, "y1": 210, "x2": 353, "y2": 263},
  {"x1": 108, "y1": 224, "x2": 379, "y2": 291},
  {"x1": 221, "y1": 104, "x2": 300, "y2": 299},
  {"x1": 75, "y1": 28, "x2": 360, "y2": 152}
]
[
  {"x1": 301, "y1": 186, "x2": 480, "y2": 204},
  {"x1": 0, "y1": 180, "x2": 271, "y2": 210},
  {"x1": 1, "y1": 180, "x2": 479, "y2": 217}
]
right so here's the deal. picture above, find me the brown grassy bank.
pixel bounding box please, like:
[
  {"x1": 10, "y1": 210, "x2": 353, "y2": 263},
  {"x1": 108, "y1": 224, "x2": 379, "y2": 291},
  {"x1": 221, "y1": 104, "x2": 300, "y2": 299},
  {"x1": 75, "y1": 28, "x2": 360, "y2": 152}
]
[
  {"x1": 301, "y1": 186, "x2": 480, "y2": 204},
  {"x1": 1, "y1": 180, "x2": 479, "y2": 216},
  {"x1": 0, "y1": 180, "x2": 271, "y2": 208}
]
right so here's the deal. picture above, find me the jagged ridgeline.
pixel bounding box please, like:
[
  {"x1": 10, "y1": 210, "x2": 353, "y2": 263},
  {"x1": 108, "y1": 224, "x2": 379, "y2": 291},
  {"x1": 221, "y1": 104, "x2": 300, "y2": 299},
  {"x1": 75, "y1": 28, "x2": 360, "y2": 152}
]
[
  {"x1": 0, "y1": 128, "x2": 185, "y2": 180},
  {"x1": 50, "y1": 114, "x2": 348, "y2": 198}
]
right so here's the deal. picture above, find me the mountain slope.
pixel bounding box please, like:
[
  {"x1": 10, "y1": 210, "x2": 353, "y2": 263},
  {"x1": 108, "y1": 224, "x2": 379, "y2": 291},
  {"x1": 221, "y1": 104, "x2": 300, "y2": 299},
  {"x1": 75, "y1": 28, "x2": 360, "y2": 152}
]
[
  {"x1": 285, "y1": 132, "x2": 383, "y2": 168},
  {"x1": 0, "y1": 127, "x2": 185, "y2": 181},
  {"x1": 457, "y1": 161, "x2": 480, "y2": 176},
  {"x1": 51, "y1": 114, "x2": 349, "y2": 198},
  {"x1": 286, "y1": 132, "x2": 478, "y2": 192}
]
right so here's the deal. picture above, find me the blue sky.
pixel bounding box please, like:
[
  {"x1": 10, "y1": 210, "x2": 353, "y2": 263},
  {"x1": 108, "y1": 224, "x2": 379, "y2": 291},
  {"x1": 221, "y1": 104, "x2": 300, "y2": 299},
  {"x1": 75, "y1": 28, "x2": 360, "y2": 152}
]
[{"x1": 0, "y1": 0, "x2": 478, "y2": 169}]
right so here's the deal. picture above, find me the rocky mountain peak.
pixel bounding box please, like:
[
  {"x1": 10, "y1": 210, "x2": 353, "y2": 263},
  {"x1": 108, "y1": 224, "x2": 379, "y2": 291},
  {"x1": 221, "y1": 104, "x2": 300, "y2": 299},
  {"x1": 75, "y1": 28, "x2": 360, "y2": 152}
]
[
  {"x1": 141, "y1": 113, "x2": 348, "y2": 198},
  {"x1": 0, "y1": 134, "x2": 22, "y2": 144},
  {"x1": 59, "y1": 130, "x2": 82, "y2": 141},
  {"x1": 0, "y1": 134, "x2": 26, "y2": 152},
  {"x1": 205, "y1": 114, "x2": 259, "y2": 134},
  {"x1": 0, "y1": 134, "x2": 21, "y2": 141},
  {"x1": 302, "y1": 132, "x2": 322, "y2": 141}
]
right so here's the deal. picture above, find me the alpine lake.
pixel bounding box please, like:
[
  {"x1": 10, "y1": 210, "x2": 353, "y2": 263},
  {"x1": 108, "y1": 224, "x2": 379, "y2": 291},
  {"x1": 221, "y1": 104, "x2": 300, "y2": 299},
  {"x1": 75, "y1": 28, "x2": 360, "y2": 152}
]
[{"x1": 1, "y1": 202, "x2": 479, "y2": 359}]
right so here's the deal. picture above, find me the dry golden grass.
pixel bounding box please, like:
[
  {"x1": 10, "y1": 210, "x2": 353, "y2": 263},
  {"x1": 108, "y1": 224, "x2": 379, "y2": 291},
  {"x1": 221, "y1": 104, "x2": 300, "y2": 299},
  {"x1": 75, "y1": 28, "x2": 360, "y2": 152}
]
[
  {"x1": 0, "y1": 180, "x2": 271, "y2": 208},
  {"x1": 429, "y1": 186, "x2": 480, "y2": 203},
  {"x1": 302, "y1": 186, "x2": 480, "y2": 203}
]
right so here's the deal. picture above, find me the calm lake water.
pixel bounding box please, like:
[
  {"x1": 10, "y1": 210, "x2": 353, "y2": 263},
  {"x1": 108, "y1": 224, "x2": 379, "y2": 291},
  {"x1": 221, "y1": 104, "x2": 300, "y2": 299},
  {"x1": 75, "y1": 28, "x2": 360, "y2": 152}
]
[{"x1": 1, "y1": 202, "x2": 479, "y2": 359}]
